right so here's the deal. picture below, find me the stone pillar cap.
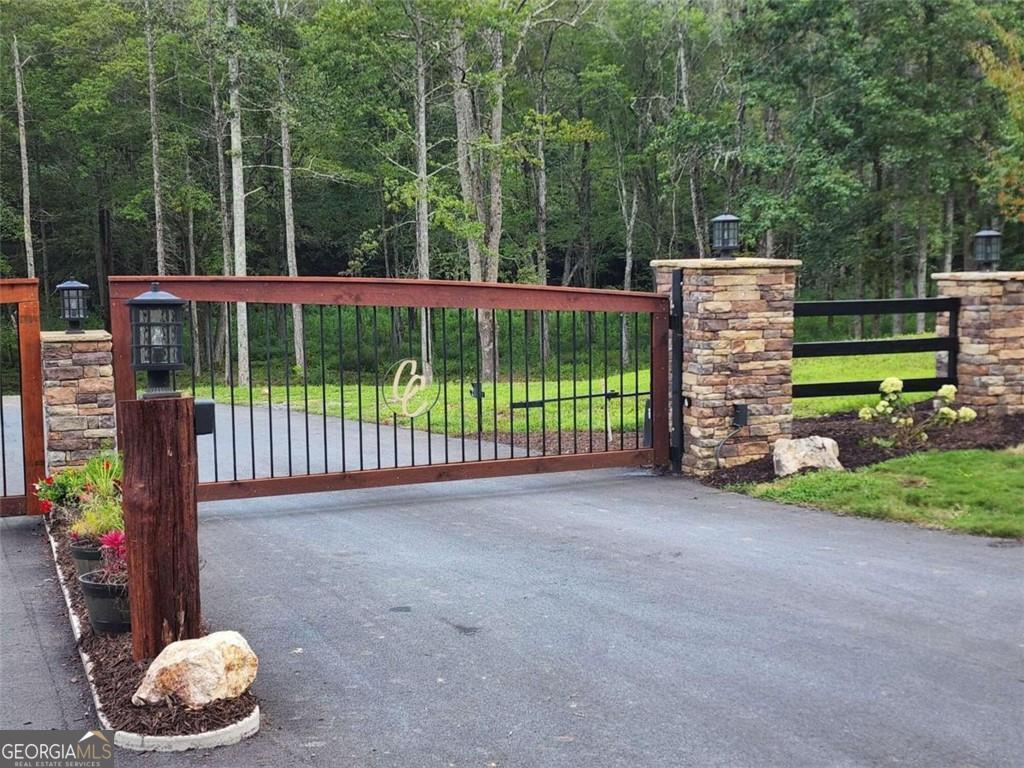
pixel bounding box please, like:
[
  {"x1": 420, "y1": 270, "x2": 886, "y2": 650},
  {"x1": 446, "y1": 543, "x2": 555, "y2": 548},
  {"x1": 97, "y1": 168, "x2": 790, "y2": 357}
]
[
  {"x1": 650, "y1": 258, "x2": 802, "y2": 269},
  {"x1": 40, "y1": 329, "x2": 112, "y2": 342},
  {"x1": 933, "y1": 271, "x2": 1024, "y2": 282}
]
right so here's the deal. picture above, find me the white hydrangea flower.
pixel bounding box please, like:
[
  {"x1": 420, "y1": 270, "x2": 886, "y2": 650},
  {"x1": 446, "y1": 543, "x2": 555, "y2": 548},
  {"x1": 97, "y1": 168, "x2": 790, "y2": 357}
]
[
  {"x1": 957, "y1": 406, "x2": 977, "y2": 423},
  {"x1": 936, "y1": 384, "x2": 957, "y2": 401},
  {"x1": 880, "y1": 377, "x2": 904, "y2": 395},
  {"x1": 858, "y1": 406, "x2": 874, "y2": 421},
  {"x1": 938, "y1": 406, "x2": 957, "y2": 421}
]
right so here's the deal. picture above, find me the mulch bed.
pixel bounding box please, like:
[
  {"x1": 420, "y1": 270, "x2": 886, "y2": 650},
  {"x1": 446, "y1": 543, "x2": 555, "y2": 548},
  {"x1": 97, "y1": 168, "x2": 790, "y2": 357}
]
[
  {"x1": 47, "y1": 520, "x2": 257, "y2": 736},
  {"x1": 706, "y1": 409, "x2": 1024, "y2": 488}
]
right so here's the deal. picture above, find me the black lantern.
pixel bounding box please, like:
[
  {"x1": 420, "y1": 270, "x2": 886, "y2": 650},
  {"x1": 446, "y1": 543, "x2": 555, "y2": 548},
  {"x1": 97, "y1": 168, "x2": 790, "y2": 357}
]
[
  {"x1": 56, "y1": 279, "x2": 89, "y2": 333},
  {"x1": 710, "y1": 213, "x2": 740, "y2": 259},
  {"x1": 127, "y1": 281, "x2": 186, "y2": 397},
  {"x1": 972, "y1": 229, "x2": 1002, "y2": 271}
]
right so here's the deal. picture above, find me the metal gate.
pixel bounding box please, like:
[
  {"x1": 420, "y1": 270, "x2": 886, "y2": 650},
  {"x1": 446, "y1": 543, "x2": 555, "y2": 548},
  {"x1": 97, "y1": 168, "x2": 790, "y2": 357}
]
[
  {"x1": 0, "y1": 278, "x2": 45, "y2": 516},
  {"x1": 109, "y1": 277, "x2": 670, "y2": 501}
]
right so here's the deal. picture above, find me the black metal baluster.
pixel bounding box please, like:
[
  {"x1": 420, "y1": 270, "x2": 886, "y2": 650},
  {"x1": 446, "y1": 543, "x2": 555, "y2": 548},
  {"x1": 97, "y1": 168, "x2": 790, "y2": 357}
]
[
  {"x1": 284, "y1": 306, "x2": 293, "y2": 477},
  {"x1": 337, "y1": 305, "x2": 347, "y2": 472},
  {"x1": 491, "y1": 308, "x2": 498, "y2": 460},
  {"x1": 247, "y1": 307, "x2": 255, "y2": 478},
  {"x1": 474, "y1": 309, "x2": 483, "y2": 461},
  {"x1": 555, "y1": 311, "x2": 562, "y2": 455},
  {"x1": 588, "y1": 312, "x2": 594, "y2": 454},
  {"x1": 458, "y1": 308, "x2": 466, "y2": 462},
  {"x1": 301, "y1": 306, "x2": 311, "y2": 474},
  {"x1": 619, "y1": 313, "x2": 625, "y2": 450},
  {"x1": 523, "y1": 310, "x2": 531, "y2": 458},
  {"x1": 408, "y1": 307, "x2": 416, "y2": 467},
  {"x1": 189, "y1": 302, "x2": 197, "y2": 399},
  {"x1": 604, "y1": 312, "x2": 610, "y2": 452},
  {"x1": 634, "y1": 311, "x2": 640, "y2": 448},
  {"x1": 507, "y1": 309, "x2": 514, "y2": 457},
  {"x1": 425, "y1": 308, "x2": 432, "y2": 466},
  {"x1": 319, "y1": 306, "x2": 328, "y2": 473},
  {"x1": 391, "y1": 307, "x2": 399, "y2": 467},
  {"x1": 207, "y1": 305, "x2": 219, "y2": 481},
  {"x1": 265, "y1": 306, "x2": 274, "y2": 478},
  {"x1": 572, "y1": 311, "x2": 578, "y2": 454},
  {"x1": 539, "y1": 312, "x2": 546, "y2": 457},
  {"x1": 441, "y1": 308, "x2": 449, "y2": 464},
  {"x1": 354, "y1": 306, "x2": 365, "y2": 471},
  {"x1": 372, "y1": 306, "x2": 382, "y2": 470},
  {"x1": 226, "y1": 303, "x2": 238, "y2": 480}
]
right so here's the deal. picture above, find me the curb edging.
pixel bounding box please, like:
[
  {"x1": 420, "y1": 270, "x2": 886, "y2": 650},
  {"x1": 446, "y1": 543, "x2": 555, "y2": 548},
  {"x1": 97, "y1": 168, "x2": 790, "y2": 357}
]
[{"x1": 45, "y1": 521, "x2": 260, "y2": 752}]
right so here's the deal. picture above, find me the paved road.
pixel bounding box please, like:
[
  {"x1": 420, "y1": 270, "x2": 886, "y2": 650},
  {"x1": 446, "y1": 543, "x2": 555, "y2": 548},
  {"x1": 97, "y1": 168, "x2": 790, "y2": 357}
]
[{"x1": 2, "y1": 466, "x2": 1022, "y2": 767}]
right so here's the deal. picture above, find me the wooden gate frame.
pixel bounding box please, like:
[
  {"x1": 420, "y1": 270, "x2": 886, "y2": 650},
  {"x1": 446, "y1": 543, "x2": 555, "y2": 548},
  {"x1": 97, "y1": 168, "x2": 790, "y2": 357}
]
[
  {"x1": 109, "y1": 276, "x2": 670, "y2": 502},
  {"x1": 0, "y1": 278, "x2": 45, "y2": 516}
]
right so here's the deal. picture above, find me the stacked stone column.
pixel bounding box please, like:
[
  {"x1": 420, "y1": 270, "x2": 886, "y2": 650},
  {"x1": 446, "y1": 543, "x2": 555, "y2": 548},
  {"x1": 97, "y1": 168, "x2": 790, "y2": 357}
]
[
  {"x1": 934, "y1": 271, "x2": 1024, "y2": 415},
  {"x1": 652, "y1": 258, "x2": 800, "y2": 475},
  {"x1": 41, "y1": 330, "x2": 116, "y2": 471}
]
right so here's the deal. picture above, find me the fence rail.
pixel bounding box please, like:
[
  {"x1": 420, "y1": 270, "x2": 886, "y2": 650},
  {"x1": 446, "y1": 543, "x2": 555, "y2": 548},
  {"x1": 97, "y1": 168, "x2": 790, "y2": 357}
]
[
  {"x1": 109, "y1": 276, "x2": 670, "y2": 502},
  {"x1": 793, "y1": 296, "x2": 959, "y2": 399}
]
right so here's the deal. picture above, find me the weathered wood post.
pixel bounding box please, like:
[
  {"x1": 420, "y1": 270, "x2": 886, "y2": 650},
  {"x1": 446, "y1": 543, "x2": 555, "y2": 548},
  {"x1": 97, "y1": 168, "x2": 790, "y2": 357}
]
[{"x1": 118, "y1": 396, "x2": 201, "y2": 661}]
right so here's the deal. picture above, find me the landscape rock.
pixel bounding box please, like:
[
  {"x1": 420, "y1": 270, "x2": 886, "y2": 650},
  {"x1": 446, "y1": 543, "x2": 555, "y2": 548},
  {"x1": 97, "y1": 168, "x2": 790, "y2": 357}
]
[
  {"x1": 132, "y1": 631, "x2": 258, "y2": 710},
  {"x1": 773, "y1": 436, "x2": 843, "y2": 477}
]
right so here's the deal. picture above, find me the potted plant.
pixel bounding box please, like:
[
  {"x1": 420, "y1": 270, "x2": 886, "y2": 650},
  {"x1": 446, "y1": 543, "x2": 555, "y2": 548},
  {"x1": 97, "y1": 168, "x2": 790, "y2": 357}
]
[
  {"x1": 79, "y1": 530, "x2": 130, "y2": 634},
  {"x1": 68, "y1": 495, "x2": 123, "y2": 578}
]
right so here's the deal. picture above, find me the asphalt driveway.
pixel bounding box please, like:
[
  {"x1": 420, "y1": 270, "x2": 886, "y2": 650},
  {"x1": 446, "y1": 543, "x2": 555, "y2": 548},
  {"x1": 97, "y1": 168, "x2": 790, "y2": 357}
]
[{"x1": 2, "y1": 466, "x2": 1022, "y2": 767}]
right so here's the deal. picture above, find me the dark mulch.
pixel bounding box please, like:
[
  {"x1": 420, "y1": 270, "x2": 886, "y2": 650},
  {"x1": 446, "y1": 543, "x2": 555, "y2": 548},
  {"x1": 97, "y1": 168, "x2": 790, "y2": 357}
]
[
  {"x1": 48, "y1": 521, "x2": 258, "y2": 736},
  {"x1": 706, "y1": 409, "x2": 1024, "y2": 488},
  {"x1": 487, "y1": 428, "x2": 643, "y2": 455}
]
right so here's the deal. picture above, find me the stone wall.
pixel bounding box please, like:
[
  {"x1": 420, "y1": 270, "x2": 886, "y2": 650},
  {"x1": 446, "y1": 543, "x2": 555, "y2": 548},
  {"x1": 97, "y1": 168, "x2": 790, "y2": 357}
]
[
  {"x1": 934, "y1": 271, "x2": 1024, "y2": 415},
  {"x1": 651, "y1": 258, "x2": 800, "y2": 475},
  {"x1": 41, "y1": 330, "x2": 116, "y2": 470}
]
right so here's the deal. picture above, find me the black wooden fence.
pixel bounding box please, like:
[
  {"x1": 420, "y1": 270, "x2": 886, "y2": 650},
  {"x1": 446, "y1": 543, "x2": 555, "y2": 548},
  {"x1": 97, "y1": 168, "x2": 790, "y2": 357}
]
[{"x1": 793, "y1": 297, "x2": 960, "y2": 398}]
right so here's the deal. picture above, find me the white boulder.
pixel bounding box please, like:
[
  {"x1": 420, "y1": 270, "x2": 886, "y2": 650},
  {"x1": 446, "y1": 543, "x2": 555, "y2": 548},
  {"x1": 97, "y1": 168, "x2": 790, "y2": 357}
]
[
  {"x1": 773, "y1": 436, "x2": 843, "y2": 478},
  {"x1": 132, "y1": 630, "x2": 258, "y2": 710}
]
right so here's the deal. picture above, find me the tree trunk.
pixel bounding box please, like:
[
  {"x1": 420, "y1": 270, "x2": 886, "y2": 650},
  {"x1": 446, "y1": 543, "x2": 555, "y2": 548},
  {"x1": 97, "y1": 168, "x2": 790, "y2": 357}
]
[
  {"x1": 12, "y1": 36, "x2": 34, "y2": 277},
  {"x1": 619, "y1": 183, "x2": 638, "y2": 366},
  {"x1": 891, "y1": 181, "x2": 905, "y2": 336},
  {"x1": 580, "y1": 136, "x2": 593, "y2": 287},
  {"x1": 943, "y1": 190, "x2": 954, "y2": 272},
  {"x1": 143, "y1": 0, "x2": 166, "y2": 275},
  {"x1": 413, "y1": 13, "x2": 432, "y2": 380},
  {"x1": 451, "y1": 20, "x2": 485, "y2": 279},
  {"x1": 915, "y1": 207, "x2": 928, "y2": 333},
  {"x1": 677, "y1": 27, "x2": 707, "y2": 259},
  {"x1": 207, "y1": 47, "x2": 232, "y2": 369},
  {"x1": 227, "y1": 0, "x2": 249, "y2": 385},
  {"x1": 277, "y1": 64, "x2": 304, "y2": 371}
]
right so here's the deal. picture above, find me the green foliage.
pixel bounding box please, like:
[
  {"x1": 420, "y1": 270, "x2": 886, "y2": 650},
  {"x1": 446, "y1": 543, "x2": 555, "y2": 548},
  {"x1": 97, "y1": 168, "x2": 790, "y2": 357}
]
[
  {"x1": 70, "y1": 493, "x2": 124, "y2": 543},
  {"x1": 739, "y1": 448, "x2": 1024, "y2": 538},
  {"x1": 80, "y1": 451, "x2": 122, "y2": 500},
  {"x1": 35, "y1": 467, "x2": 85, "y2": 511}
]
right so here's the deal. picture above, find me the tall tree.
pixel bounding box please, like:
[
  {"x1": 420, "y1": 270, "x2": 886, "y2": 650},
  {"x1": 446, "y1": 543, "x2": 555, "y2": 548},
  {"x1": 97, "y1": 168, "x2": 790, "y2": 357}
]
[
  {"x1": 12, "y1": 35, "x2": 34, "y2": 277},
  {"x1": 227, "y1": 0, "x2": 249, "y2": 384},
  {"x1": 143, "y1": 0, "x2": 166, "y2": 274}
]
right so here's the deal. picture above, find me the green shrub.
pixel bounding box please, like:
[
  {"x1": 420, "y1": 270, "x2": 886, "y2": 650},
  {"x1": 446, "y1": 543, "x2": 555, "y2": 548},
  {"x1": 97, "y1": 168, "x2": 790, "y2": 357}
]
[
  {"x1": 34, "y1": 468, "x2": 85, "y2": 515},
  {"x1": 80, "y1": 451, "x2": 122, "y2": 500}
]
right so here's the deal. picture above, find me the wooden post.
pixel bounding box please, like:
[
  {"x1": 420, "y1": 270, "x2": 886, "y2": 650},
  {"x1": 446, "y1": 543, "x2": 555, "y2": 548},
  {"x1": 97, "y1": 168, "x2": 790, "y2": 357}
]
[{"x1": 118, "y1": 396, "x2": 202, "y2": 661}]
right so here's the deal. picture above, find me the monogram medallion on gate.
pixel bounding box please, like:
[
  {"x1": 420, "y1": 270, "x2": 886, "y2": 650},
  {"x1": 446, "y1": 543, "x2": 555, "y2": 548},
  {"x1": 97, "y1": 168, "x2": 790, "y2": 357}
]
[{"x1": 382, "y1": 359, "x2": 441, "y2": 419}]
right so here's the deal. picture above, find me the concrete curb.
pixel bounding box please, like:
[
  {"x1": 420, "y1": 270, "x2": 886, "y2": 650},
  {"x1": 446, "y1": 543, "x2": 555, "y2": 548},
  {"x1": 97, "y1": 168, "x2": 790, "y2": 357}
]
[{"x1": 45, "y1": 520, "x2": 261, "y2": 752}]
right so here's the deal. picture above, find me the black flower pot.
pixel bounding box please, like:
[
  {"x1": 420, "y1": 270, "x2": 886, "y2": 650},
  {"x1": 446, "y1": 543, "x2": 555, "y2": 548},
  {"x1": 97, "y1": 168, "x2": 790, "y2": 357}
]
[
  {"x1": 78, "y1": 571, "x2": 130, "y2": 634},
  {"x1": 69, "y1": 542, "x2": 102, "y2": 579}
]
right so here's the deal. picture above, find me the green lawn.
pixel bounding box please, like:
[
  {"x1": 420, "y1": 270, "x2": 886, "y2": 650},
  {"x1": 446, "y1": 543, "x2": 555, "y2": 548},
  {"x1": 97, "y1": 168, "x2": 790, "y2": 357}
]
[
  {"x1": 736, "y1": 448, "x2": 1024, "y2": 538},
  {"x1": 793, "y1": 349, "x2": 936, "y2": 417}
]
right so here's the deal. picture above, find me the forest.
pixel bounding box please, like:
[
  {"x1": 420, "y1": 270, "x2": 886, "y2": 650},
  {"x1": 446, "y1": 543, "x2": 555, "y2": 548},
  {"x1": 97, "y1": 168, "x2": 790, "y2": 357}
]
[{"x1": 3, "y1": 0, "x2": 1024, "y2": 341}]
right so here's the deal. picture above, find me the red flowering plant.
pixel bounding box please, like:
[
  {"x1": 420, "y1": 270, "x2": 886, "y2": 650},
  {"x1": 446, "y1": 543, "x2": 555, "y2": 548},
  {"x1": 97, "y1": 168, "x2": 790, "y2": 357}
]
[
  {"x1": 97, "y1": 530, "x2": 128, "y2": 585},
  {"x1": 33, "y1": 468, "x2": 84, "y2": 519}
]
